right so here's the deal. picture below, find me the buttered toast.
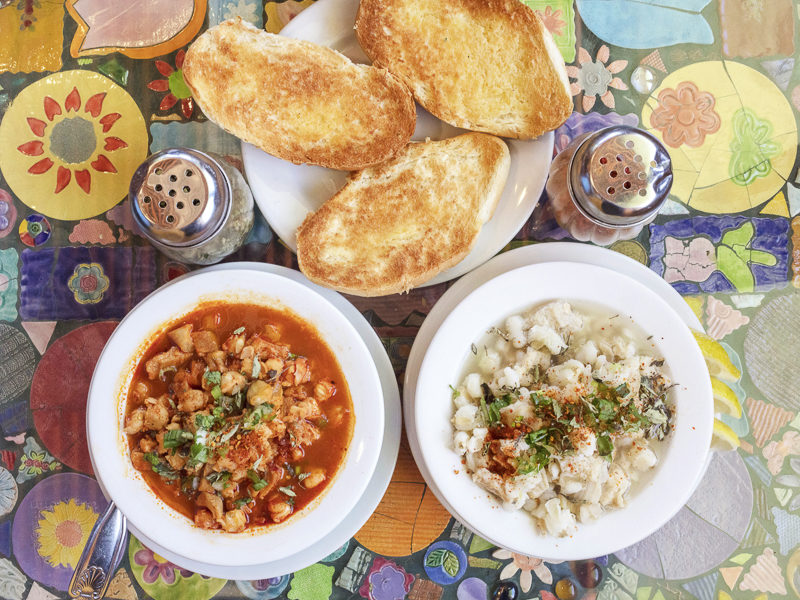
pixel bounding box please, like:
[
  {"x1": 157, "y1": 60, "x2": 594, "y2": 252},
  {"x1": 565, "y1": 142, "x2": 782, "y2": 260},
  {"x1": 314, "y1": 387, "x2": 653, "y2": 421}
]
[
  {"x1": 296, "y1": 133, "x2": 510, "y2": 296},
  {"x1": 183, "y1": 19, "x2": 416, "y2": 171},
  {"x1": 355, "y1": 0, "x2": 572, "y2": 139}
]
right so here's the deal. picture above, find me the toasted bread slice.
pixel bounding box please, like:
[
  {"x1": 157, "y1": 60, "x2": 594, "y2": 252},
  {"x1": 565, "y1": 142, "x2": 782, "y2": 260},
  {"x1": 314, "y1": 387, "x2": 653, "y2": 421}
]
[
  {"x1": 355, "y1": 0, "x2": 572, "y2": 139},
  {"x1": 183, "y1": 19, "x2": 416, "y2": 170},
  {"x1": 297, "y1": 133, "x2": 510, "y2": 296}
]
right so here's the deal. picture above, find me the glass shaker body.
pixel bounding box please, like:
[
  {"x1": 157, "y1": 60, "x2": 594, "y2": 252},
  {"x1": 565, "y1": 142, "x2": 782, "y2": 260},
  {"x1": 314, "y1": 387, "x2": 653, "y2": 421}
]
[{"x1": 168, "y1": 155, "x2": 254, "y2": 265}]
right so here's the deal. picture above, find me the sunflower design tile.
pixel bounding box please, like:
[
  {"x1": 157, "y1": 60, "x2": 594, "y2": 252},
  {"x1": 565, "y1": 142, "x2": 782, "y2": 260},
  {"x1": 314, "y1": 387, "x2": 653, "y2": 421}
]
[
  {"x1": 35, "y1": 498, "x2": 97, "y2": 569},
  {"x1": 0, "y1": 70, "x2": 147, "y2": 221}
]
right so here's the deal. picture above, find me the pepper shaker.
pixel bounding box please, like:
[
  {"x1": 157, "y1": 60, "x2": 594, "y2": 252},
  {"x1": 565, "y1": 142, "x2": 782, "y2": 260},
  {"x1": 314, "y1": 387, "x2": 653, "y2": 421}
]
[
  {"x1": 130, "y1": 148, "x2": 254, "y2": 265},
  {"x1": 545, "y1": 126, "x2": 673, "y2": 246}
]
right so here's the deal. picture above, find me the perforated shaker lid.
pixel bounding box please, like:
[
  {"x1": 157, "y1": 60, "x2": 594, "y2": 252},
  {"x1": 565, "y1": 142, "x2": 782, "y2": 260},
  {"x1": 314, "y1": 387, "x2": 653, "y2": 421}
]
[
  {"x1": 568, "y1": 126, "x2": 673, "y2": 228},
  {"x1": 129, "y1": 148, "x2": 231, "y2": 247}
]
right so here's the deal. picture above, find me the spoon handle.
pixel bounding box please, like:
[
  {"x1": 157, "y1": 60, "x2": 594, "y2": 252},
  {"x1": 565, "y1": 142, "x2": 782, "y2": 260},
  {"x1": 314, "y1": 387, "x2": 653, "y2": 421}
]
[{"x1": 68, "y1": 501, "x2": 128, "y2": 599}]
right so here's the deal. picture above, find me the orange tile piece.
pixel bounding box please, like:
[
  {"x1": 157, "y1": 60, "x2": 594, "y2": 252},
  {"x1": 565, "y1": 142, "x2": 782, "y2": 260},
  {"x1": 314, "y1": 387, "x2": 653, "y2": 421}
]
[{"x1": 355, "y1": 434, "x2": 451, "y2": 556}]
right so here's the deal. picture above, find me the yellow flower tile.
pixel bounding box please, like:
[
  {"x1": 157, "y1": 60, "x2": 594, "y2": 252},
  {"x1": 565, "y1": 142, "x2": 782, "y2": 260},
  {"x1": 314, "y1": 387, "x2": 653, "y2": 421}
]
[
  {"x1": 768, "y1": 131, "x2": 800, "y2": 180},
  {"x1": 692, "y1": 150, "x2": 737, "y2": 188},
  {"x1": 35, "y1": 499, "x2": 98, "y2": 569},
  {"x1": 662, "y1": 143, "x2": 696, "y2": 173},
  {"x1": 670, "y1": 168, "x2": 701, "y2": 205},
  {"x1": 689, "y1": 178, "x2": 751, "y2": 213},
  {"x1": 760, "y1": 192, "x2": 790, "y2": 217},
  {"x1": 657, "y1": 61, "x2": 739, "y2": 100},
  {"x1": 669, "y1": 168, "x2": 701, "y2": 205},
  {"x1": 0, "y1": 70, "x2": 147, "y2": 221},
  {"x1": 726, "y1": 61, "x2": 798, "y2": 138},
  {"x1": 747, "y1": 171, "x2": 789, "y2": 209},
  {"x1": 0, "y1": 1, "x2": 65, "y2": 73},
  {"x1": 708, "y1": 94, "x2": 745, "y2": 152}
]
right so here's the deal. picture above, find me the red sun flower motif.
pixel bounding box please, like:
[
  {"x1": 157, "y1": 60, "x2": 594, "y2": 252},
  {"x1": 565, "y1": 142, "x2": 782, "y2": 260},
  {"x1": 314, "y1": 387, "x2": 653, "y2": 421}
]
[
  {"x1": 147, "y1": 50, "x2": 195, "y2": 119},
  {"x1": 17, "y1": 87, "x2": 127, "y2": 194}
]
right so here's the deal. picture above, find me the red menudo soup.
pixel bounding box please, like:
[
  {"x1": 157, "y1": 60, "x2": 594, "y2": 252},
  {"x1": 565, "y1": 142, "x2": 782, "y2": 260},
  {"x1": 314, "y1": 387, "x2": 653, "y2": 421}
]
[{"x1": 124, "y1": 302, "x2": 353, "y2": 532}]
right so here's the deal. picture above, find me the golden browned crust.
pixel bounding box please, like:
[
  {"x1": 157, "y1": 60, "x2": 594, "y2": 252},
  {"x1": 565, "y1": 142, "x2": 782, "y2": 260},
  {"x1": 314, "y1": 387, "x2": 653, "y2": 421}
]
[
  {"x1": 183, "y1": 19, "x2": 416, "y2": 170},
  {"x1": 355, "y1": 0, "x2": 572, "y2": 139},
  {"x1": 296, "y1": 133, "x2": 510, "y2": 296}
]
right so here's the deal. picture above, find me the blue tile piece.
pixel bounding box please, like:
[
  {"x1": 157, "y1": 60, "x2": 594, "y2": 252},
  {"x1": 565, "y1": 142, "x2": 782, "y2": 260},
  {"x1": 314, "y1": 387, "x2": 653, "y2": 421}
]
[
  {"x1": 19, "y1": 246, "x2": 157, "y2": 320},
  {"x1": 0, "y1": 399, "x2": 30, "y2": 437},
  {"x1": 575, "y1": 0, "x2": 713, "y2": 49},
  {"x1": 649, "y1": 216, "x2": 789, "y2": 294},
  {"x1": 0, "y1": 519, "x2": 10, "y2": 558},
  {"x1": 681, "y1": 572, "x2": 718, "y2": 600}
]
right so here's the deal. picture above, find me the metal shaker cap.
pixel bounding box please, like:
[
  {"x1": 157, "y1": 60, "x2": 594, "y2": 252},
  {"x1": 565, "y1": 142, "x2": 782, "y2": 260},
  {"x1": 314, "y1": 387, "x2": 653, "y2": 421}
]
[
  {"x1": 129, "y1": 148, "x2": 231, "y2": 247},
  {"x1": 568, "y1": 126, "x2": 673, "y2": 228}
]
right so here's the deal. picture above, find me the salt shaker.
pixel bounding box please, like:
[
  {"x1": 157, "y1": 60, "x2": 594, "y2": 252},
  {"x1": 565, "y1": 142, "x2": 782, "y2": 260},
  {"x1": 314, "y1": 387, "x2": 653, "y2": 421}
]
[
  {"x1": 129, "y1": 148, "x2": 254, "y2": 265},
  {"x1": 545, "y1": 126, "x2": 673, "y2": 246}
]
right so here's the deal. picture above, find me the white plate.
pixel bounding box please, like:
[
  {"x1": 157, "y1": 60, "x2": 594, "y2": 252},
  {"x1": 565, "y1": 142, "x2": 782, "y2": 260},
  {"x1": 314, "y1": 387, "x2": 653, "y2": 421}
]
[
  {"x1": 87, "y1": 267, "x2": 390, "y2": 572},
  {"x1": 414, "y1": 261, "x2": 713, "y2": 559},
  {"x1": 403, "y1": 242, "x2": 705, "y2": 556},
  {"x1": 132, "y1": 263, "x2": 401, "y2": 580},
  {"x1": 241, "y1": 0, "x2": 554, "y2": 287}
]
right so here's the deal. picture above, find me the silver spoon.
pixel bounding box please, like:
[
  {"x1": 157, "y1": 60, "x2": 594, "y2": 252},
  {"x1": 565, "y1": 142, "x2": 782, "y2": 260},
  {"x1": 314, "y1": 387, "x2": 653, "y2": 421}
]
[{"x1": 68, "y1": 502, "x2": 128, "y2": 599}]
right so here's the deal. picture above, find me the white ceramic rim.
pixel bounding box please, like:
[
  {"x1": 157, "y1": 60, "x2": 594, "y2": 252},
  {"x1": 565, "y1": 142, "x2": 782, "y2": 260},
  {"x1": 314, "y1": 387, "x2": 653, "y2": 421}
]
[
  {"x1": 240, "y1": 0, "x2": 554, "y2": 287},
  {"x1": 87, "y1": 268, "x2": 384, "y2": 567},
  {"x1": 414, "y1": 261, "x2": 713, "y2": 559}
]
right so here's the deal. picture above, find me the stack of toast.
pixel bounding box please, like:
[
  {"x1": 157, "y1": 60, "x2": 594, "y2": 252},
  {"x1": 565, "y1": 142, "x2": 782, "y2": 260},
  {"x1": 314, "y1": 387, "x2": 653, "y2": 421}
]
[{"x1": 183, "y1": 0, "x2": 573, "y2": 296}]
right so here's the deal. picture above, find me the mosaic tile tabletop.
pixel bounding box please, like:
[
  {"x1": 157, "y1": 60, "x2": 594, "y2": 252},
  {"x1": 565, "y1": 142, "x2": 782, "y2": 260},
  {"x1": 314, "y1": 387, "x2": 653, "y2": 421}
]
[{"x1": 0, "y1": 1, "x2": 799, "y2": 599}]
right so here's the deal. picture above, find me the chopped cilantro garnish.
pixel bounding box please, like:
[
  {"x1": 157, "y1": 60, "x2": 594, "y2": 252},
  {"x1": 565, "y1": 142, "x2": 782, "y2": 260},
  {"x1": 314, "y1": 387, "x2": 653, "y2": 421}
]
[
  {"x1": 187, "y1": 442, "x2": 209, "y2": 468},
  {"x1": 530, "y1": 391, "x2": 551, "y2": 407},
  {"x1": 486, "y1": 397, "x2": 511, "y2": 425},
  {"x1": 643, "y1": 408, "x2": 666, "y2": 424},
  {"x1": 243, "y1": 404, "x2": 273, "y2": 430},
  {"x1": 203, "y1": 370, "x2": 221, "y2": 386},
  {"x1": 233, "y1": 496, "x2": 254, "y2": 509},
  {"x1": 595, "y1": 398, "x2": 616, "y2": 422},
  {"x1": 597, "y1": 433, "x2": 613, "y2": 458},
  {"x1": 219, "y1": 423, "x2": 240, "y2": 443},
  {"x1": 449, "y1": 385, "x2": 460, "y2": 400},
  {"x1": 552, "y1": 397, "x2": 562, "y2": 420},
  {"x1": 479, "y1": 397, "x2": 490, "y2": 424},
  {"x1": 195, "y1": 414, "x2": 216, "y2": 430},
  {"x1": 278, "y1": 486, "x2": 296, "y2": 497},
  {"x1": 144, "y1": 453, "x2": 179, "y2": 480},
  {"x1": 207, "y1": 471, "x2": 231, "y2": 492},
  {"x1": 525, "y1": 429, "x2": 548, "y2": 445},
  {"x1": 211, "y1": 386, "x2": 222, "y2": 400},
  {"x1": 247, "y1": 469, "x2": 269, "y2": 491},
  {"x1": 163, "y1": 429, "x2": 193, "y2": 449},
  {"x1": 252, "y1": 359, "x2": 261, "y2": 379},
  {"x1": 517, "y1": 444, "x2": 551, "y2": 474}
]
